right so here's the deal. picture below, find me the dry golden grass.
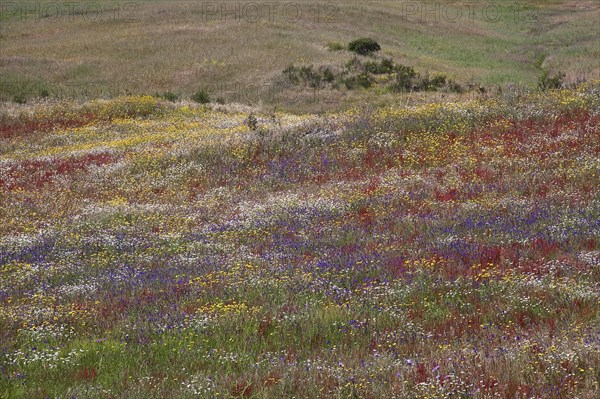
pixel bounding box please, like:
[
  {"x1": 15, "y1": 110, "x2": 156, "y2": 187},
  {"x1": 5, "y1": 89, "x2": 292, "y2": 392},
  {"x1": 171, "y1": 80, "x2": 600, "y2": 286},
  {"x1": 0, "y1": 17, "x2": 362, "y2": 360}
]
[{"x1": 1, "y1": 0, "x2": 598, "y2": 112}]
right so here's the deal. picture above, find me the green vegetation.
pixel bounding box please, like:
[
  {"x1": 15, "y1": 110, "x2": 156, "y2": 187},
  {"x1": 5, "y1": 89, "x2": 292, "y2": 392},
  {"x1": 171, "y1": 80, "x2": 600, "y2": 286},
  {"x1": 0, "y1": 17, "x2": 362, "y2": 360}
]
[
  {"x1": 538, "y1": 70, "x2": 566, "y2": 91},
  {"x1": 348, "y1": 38, "x2": 381, "y2": 56},
  {"x1": 191, "y1": 88, "x2": 210, "y2": 104},
  {"x1": 156, "y1": 91, "x2": 180, "y2": 102},
  {"x1": 283, "y1": 56, "x2": 461, "y2": 93},
  {"x1": 246, "y1": 112, "x2": 258, "y2": 130}
]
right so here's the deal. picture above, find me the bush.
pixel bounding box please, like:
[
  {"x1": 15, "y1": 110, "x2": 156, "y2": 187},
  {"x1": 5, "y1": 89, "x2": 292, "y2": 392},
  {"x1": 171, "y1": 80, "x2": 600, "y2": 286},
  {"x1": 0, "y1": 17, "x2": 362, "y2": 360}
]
[
  {"x1": 282, "y1": 55, "x2": 470, "y2": 95},
  {"x1": 364, "y1": 58, "x2": 395, "y2": 75},
  {"x1": 348, "y1": 38, "x2": 381, "y2": 56},
  {"x1": 343, "y1": 73, "x2": 373, "y2": 89},
  {"x1": 430, "y1": 74, "x2": 447, "y2": 88},
  {"x1": 446, "y1": 80, "x2": 465, "y2": 93},
  {"x1": 13, "y1": 93, "x2": 26, "y2": 104},
  {"x1": 283, "y1": 65, "x2": 301, "y2": 84},
  {"x1": 538, "y1": 70, "x2": 565, "y2": 91},
  {"x1": 191, "y1": 89, "x2": 210, "y2": 104},
  {"x1": 246, "y1": 112, "x2": 258, "y2": 130},
  {"x1": 299, "y1": 66, "x2": 322, "y2": 89},
  {"x1": 283, "y1": 65, "x2": 335, "y2": 88},
  {"x1": 390, "y1": 65, "x2": 417, "y2": 92},
  {"x1": 345, "y1": 57, "x2": 364, "y2": 72},
  {"x1": 321, "y1": 67, "x2": 335, "y2": 83}
]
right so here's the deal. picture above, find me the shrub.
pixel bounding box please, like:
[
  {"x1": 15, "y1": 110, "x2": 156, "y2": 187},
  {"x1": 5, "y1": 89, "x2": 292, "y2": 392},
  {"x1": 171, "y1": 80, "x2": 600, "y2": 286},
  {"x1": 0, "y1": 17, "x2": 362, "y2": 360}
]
[
  {"x1": 364, "y1": 58, "x2": 395, "y2": 75},
  {"x1": 299, "y1": 66, "x2": 322, "y2": 89},
  {"x1": 13, "y1": 93, "x2": 26, "y2": 104},
  {"x1": 416, "y1": 73, "x2": 447, "y2": 91},
  {"x1": 446, "y1": 80, "x2": 465, "y2": 93},
  {"x1": 343, "y1": 73, "x2": 373, "y2": 89},
  {"x1": 430, "y1": 74, "x2": 447, "y2": 88},
  {"x1": 390, "y1": 65, "x2": 417, "y2": 92},
  {"x1": 538, "y1": 70, "x2": 565, "y2": 91},
  {"x1": 320, "y1": 66, "x2": 335, "y2": 83},
  {"x1": 246, "y1": 112, "x2": 258, "y2": 130},
  {"x1": 379, "y1": 58, "x2": 395, "y2": 74},
  {"x1": 345, "y1": 57, "x2": 364, "y2": 72},
  {"x1": 348, "y1": 38, "x2": 381, "y2": 56},
  {"x1": 283, "y1": 65, "x2": 335, "y2": 88},
  {"x1": 282, "y1": 56, "x2": 468, "y2": 95},
  {"x1": 191, "y1": 89, "x2": 210, "y2": 104},
  {"x1": 416, "y1": 73, "x2": 432, "y2": 91},
  {"x1": 40, "y1": 88, "x2": 50, "y2": 98},
  {"x1": 283, "y1": 65, "x2": 301, "y2": 84}
]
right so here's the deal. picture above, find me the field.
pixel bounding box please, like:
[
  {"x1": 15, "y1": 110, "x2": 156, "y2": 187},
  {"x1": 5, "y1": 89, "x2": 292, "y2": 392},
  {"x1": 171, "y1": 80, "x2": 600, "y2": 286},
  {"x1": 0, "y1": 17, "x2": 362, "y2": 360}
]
[
  {"x1": 1, "y1": 83, "x2": 599, "y2": 397},
  {"x1": 1, "y1": 0, "x2": 600, "y2": 398},
  {"x1": 1, "y1": 1, "x2": 599, "y2": 112}
]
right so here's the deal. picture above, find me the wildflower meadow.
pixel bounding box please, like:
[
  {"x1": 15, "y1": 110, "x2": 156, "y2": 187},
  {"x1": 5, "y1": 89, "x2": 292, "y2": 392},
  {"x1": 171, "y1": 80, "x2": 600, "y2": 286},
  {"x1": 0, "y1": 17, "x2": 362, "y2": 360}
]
[{"x1": 1, "y1": 83, "x2": 599, "y2": 398}]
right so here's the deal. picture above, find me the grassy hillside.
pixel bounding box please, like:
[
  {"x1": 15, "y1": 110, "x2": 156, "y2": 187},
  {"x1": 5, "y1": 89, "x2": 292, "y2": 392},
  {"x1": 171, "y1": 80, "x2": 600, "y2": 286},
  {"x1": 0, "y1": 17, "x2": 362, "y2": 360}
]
[
  {"x1": 1, "y1": 1, "x2": 598, "y2": 111},
  {"x1": 0, "y1": 83, "x2": 599, "y2": 398},
  {"x1": 1, "y1": 1, "x2": 599, "y2": 397}
]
